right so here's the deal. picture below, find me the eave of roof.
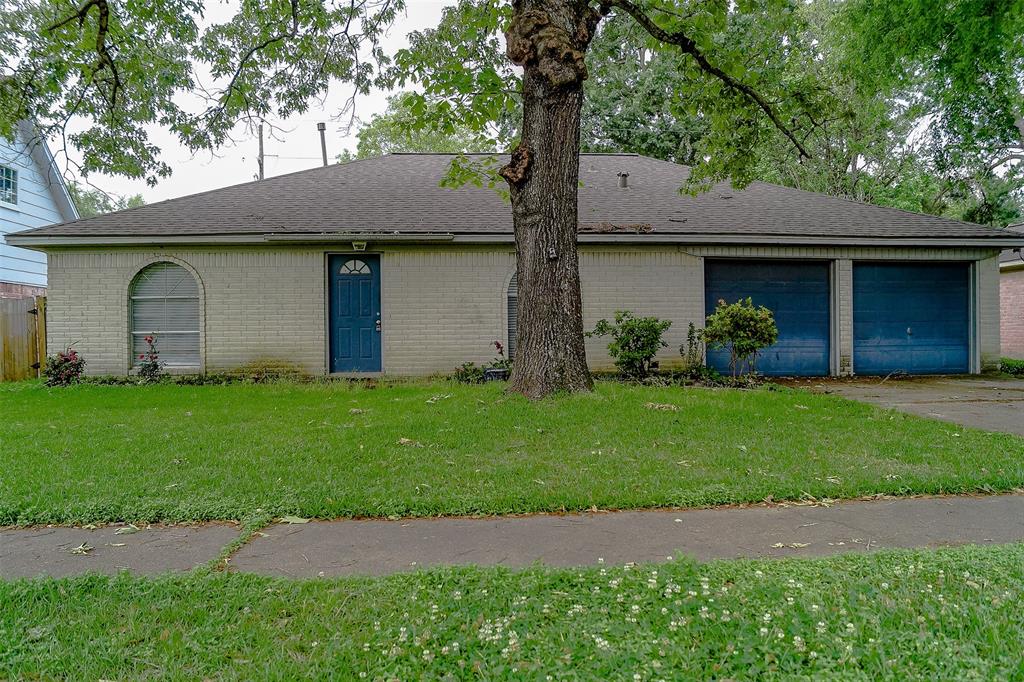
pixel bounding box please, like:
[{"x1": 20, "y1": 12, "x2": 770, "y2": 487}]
[{"x1": 8, "y1": 231, "x2": 1024, "y2": 250}]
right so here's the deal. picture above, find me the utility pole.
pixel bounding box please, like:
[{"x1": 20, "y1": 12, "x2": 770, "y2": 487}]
[
  {"x1": 317, "y1": 122, "x2": 328, "y2": 166},
  {"x1": 257, "y1": 123, "x2": 265, "y2": 180}
]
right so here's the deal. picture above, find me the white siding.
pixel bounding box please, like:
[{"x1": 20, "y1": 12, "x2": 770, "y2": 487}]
[{"x1": 0, "y1": 130, "x2": 69, "y2": 287}]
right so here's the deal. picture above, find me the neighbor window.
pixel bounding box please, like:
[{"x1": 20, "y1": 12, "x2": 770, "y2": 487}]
[
  {"x1": 507, "y1": 274, "x2": 518, "y2": 360},
  {"x1": 0, "y1": 165, "x2": 17, "y2": 205},
  {"x1": 129, "y1": 262, "x2": 201, "y2": 367}
]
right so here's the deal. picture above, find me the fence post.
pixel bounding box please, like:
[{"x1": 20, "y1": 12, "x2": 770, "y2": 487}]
[{"x1": 35, "y1": 295, "x2": 47, "y2": 378}]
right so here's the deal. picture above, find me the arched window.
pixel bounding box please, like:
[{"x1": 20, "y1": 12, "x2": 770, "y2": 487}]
[
  {"x1": 507, "y1": 274, "x2": 518, "y2": 360},
  {"x1": 129, "y1": 262, "x2": 201, "y2": 367},
  {"x1": 340, "y1": 259, "x2": 371, "y2": 275}
]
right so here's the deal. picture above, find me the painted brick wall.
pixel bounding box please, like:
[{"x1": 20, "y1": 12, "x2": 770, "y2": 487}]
[
  {"x1": 46, "y1": 248, "x2": 326, "y2": 375},
  {"x1": 44, "y1": 244, "x2": 1003, "y2": 376},
  {"x1": 1001, "y1": 266, "x2": 1024, "y2": 359}
]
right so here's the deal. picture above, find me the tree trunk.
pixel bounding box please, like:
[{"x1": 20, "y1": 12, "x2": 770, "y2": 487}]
[{"x1": 501, "y1": 0, "x2": 600, "y2": 399}]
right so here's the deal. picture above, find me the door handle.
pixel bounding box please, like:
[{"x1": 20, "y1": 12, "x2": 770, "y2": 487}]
[{"x1": 375, "y1": 319, "x2": 382, "y2": 333}]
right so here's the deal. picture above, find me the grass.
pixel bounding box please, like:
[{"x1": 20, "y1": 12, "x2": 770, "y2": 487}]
[
  {"x1": 3, "y1": 544, "x2": 1024, "y2": 679},
  {"x1": 1, "y1": 380, "x2": 1022, "y2": 525},
  {"x1": 1002, "y1": 357, "x2": 1024, "y2": 377}
]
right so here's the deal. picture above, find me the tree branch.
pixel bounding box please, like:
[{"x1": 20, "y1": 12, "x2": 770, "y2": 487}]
[
  {"x1": 605, "y1": 0, "x2": 812, "y2": 159},
  {"x1": 47, "y1": 0, "x2": 121, "y2": 111},
  {"x1": 216, "y1": 0, "x2": 301, "y2": 111}
]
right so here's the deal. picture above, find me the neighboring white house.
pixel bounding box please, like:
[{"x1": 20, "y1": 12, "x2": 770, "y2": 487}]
[{"x1": 0, "y1": 121, "x2": 78, "y2": 298}]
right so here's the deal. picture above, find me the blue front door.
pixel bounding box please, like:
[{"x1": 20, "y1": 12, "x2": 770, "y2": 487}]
[
  {"x1": 329, "y1": 255, "x2": 381, "y2": 372},
  {"x1": 853, "y1": 262, "x2": 970, "y2": 375},
  {"x1": 704, "y1": 260, "x2": 832, "y2": 376}
]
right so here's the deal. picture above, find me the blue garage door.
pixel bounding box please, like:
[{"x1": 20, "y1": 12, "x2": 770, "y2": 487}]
[
  {"x1": 704, "y1": 260, "x2": 831, "y2": 376},
  {"x1": 853, "y1": 263, "x2": 970, "y2": 375}
]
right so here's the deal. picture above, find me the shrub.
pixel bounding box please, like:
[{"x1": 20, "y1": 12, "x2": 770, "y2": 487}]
[
  {"x1": 1002, "y1": 358, "x2": 1024, "y2": 377},
  {"x1": 700, "y1": 298, "x2": 778, "y2": 378},
  {"x1": 588, "y1": 310, "x2": 672, "y2": 379},
  {"x1": 43, "y1": 346, "x2": 86, "y2": 386},
  {"x1": 453, "y1": 361, "x2": 484, "y2": 384},
  {"x1": 136, "y1": 335, "x2": 163, "y2": 383}
]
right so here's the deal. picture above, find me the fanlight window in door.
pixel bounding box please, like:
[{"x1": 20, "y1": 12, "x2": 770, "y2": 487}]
[
  {"x1": 340, "y1": 259, "x2": 371, "y2": 275},
  {"x1": 129, "y1": 262, "x2": 201, "y2": 367}
]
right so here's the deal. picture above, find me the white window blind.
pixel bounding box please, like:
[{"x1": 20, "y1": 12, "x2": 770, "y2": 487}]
[
  {"x1": 130, "y1": 262, "x2": 200, "y2": 367},
  {"x1": 507, "y1": 274, "x2": 518, "y2": 360}
]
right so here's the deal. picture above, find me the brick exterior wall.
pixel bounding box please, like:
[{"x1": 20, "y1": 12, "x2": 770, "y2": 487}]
[
  {"x1": 44, "y1": 244, "x2": 1003, "y2": 376},
  {"x1": 0, "y1": 281, "x2": 45, "y2": 299},
  {"x1": 1001, "y1": 266, "x2": 1024, "y2": 359}
]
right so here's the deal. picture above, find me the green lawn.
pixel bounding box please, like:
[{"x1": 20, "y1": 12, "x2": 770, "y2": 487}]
[
  {"x1": 1, "y1": 380, "x2": 1022, "y2": 525},
  {"x1": 3, "y1": 544, "x2": 1023, "y2": 679}
]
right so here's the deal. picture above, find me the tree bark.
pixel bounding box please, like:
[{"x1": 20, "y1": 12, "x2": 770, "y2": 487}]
[{"x1": 502, "y1": 0, "x2": 599, "y2": 399}]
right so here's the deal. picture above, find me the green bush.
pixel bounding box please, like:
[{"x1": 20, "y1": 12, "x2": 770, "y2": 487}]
[
  {"x1": 452, "y1": 361, "x2": 484, "y2": 384},
  {"x1": 701, "y1": 298, "x2": 778, "y2": 378},
  {"x1": 588, "y1": 310, "x2": 672, "y2": 379},
  {"x1": 1001, "y1": 358, "x2": 1024, "y2": 376}
]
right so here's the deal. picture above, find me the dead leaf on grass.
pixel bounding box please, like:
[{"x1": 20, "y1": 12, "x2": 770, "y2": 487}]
[
  {"x1": 644, "y1": 402, "x2": 679, "y2": 412},
  {"x1": 349, "y1": 408, "x2": 365, "y2": 415},
  {"x1": 398, "y1": 437, "x2": 423, "y2": 447},
  {"x1": 114, "y1": 524, "x2": 140, "y2": 535},
  {"x1": 279, "y1": 516, "x2": 310, "y2": 524},
  {"x1": 426, "y1": 394, "x2": 452, "y2": 404}
]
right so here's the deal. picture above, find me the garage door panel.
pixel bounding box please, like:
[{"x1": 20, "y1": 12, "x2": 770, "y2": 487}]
[
  {"x1": 704, "y1": 260, "x2": 831, "y2": 377},
  {"x1": 853, "y1": 263, "x2": 970, "y2": 375}
]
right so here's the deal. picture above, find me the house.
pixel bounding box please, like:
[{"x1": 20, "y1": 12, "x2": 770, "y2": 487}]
[
  {"x1": 5, "y1": 153, "x2": 1024, "y2": 377},
  {"x1": 0, "y1": 121, "x2": 79, "y2": 298},
  {"x1": 1001, "y1": 229, "x2": 1024, "y2": 359}
]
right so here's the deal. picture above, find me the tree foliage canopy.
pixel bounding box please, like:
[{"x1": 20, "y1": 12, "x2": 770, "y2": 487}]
[{"x1": 4, "y1": 0, "x2": 1020, "y2": 221}]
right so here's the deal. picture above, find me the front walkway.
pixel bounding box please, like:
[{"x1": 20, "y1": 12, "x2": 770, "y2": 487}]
[{"x1": 4, "y1": 494, "x2": 1022, "y2": 579}]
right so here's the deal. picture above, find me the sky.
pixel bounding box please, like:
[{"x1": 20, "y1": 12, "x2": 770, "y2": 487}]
[{"x1": 80, "y1": 1, "x2": 456, "y2": 204}]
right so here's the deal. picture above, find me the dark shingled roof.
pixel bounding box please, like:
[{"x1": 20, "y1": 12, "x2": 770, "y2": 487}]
[{"x1": 13, "y1": 153, "x2": 1021, "y2": 241}]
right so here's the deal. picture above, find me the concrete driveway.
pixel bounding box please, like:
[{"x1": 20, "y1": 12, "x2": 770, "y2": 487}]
[{"x1": 805, "y1": 377, "x2": 1024, "y2": 436}]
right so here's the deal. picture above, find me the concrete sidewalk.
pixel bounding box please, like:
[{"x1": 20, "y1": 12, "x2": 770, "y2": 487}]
[
  {"x1": 229, "y1": 494, "x2": 1024, "y2": 577},
  {"x1": 3, "y1": 495, "x2": 1023, "y2": 579}
]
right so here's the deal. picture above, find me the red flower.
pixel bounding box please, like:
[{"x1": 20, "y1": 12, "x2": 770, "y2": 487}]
[
  {"x1": 139, "y1": 354, "x2": 145, "y2": 359},
  {"x1": 144, "y1": 335, "x2": 154, "y2": 344}
]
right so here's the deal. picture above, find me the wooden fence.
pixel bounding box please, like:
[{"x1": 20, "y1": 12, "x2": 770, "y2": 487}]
[{"x1": 0, "y1": 296, "x2": 46, "y2": 382}]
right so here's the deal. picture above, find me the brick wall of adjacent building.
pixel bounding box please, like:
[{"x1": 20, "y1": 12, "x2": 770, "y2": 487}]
[
  {"x1": 0, "y1": 281, "x2": 45, "y2": 299},
  {"x1": 1001, "y1": 266, "x2": 1024, "y2": 359},
  {"x1": 44, "y1": 244, "x2": 1003, "y2": 376}
]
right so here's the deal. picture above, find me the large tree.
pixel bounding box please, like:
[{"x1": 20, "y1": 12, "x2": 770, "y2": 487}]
[{"x1": 2, "y1": 0, "x2": 1018, "y2": 396}]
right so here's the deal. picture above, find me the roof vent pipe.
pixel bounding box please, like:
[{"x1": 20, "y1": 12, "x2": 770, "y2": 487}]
[
  {"x1": 617, "y1": 171, "x2": 629, "y2": 188},
  {"x1": 317, "y1": 122, "x2": 328, "y2": 167}
]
